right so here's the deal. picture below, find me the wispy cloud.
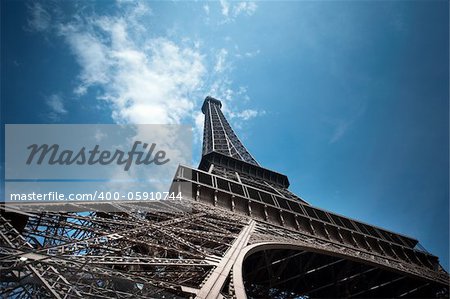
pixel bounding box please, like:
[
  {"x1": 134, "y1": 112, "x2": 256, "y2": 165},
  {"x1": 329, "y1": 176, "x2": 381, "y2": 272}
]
[
  {"x1": 327, "y1": 103, "x2": 366, "y2": 144},
  {"x1": 226, "y1": 108, "x2": 265, "y2": 130},
  {"x1": 60, "y1": 28, "x2": 111, "y2": 94},
  {"x1": 220, "y1": 0, "x2": 230, "y2": 18},
  {"x1": 203, "y1": 4, "x2": 210, "y2": 16},
  {"x1": 26, "y1": 2, "x2": 51, "y2": 32},
  {"x1": 218, "y1": 1, "x2": 258, "y2": 22},
  {"x1": 45, "y1": 94, "x2": 67, "y2": 121},
  {"x1": 214, "y1": 48, "x2": 229, "y2": 73},
  {"x1": 244, "y1": 49, "x2": 260, "y2": 58},
  {"x1": 230, "y1": 109, "x2": 265, "y2": 121},
  {"x1": 236, "y1": 49, "x2": 261, "y2": 59},
  {"x1": 329, "y1": 120, "x2": 351, "y2": 144},
  {"x1": 233, "y1": 2, "x2": 257, "y2": 17}
]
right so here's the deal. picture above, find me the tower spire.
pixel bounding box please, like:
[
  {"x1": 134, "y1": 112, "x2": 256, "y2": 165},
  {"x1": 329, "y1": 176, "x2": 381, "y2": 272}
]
[
  {"x1": 199, "y1": 96, "x2": 290, "y2": 188},
  {"x1": 201, "y1": 96, "x2": 259, "y2": 165}
]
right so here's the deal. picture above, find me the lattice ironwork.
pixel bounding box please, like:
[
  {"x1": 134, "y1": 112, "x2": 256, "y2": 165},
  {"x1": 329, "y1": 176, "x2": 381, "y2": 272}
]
[
  {"x1": 1, "y1": 96, "x2": 448, "y2": 298},
  {"x1": 201, "y1": 96, "x2": 259, "y2": 165},
  {"x1": 1, "y1": 201, "x2": 249, "y2": 298}
]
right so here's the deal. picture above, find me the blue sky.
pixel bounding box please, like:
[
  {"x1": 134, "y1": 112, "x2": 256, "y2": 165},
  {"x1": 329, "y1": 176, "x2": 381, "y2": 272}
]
[{"x1": 2, "y1": 1, "x2": 448, "y2": 269}]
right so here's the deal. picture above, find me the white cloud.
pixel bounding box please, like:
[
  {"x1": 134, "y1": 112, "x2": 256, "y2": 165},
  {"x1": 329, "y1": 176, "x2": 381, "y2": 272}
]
[
  {"x1": 27, "y1": 2, "x2": 51, "y2": 32},
  {"x1": 219, "y1": 1, "x2": 257, "y2": 22},
  {"x1": 236, "y1": 49, "x2": 261, "y2": 59},
  {"x1": 220, "y1": 0, "x2": 230, "y2": 17},
  {"x1": 28, "y1": 2, "x2": 263, "y2": 144},
  {"x1": 203, "y1": 5, "x2": 210, "y2": 16},
  {"x1": 59, "y1": 26, "x2": 111, "y2": 94},
  {"x1": 245, "y1": 49, "x2": 260, "y2": 58},
  {"x1": 131, "y1": 2, "x2": 151, "y2": 17},
  {"x1": 214, "y1": 48, "x2": 229, "y2": 73},
  {"x1": 327, "y1": 103, "x2": 366, "y2": 144},
  {"x1": 230, "y1": 109, "x2": 265, "y2": 121},
  {"x1": 329, "y1": 120, "x2": 351, "y2": 144},
  {"x1": 57, "y1": 11, "x2": 205, "y2": 124},
  {"x1": 45, "y1": 94, "x2": 67, "y2": 121},
  {"x1": 46, "y1": 94, "x2": 66, "y2": 114},
  {"x1": 233, "y1": 2, "x2": 257, "y2": 17}
]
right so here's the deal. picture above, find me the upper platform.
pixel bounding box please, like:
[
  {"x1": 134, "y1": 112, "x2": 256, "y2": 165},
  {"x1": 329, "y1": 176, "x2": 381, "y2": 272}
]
[{"x1": 201, "y1": 96, "x2": 222, "y2": 114}]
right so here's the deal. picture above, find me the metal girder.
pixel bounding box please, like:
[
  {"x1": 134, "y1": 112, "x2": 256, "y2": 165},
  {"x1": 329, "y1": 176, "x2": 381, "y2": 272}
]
[{"x1": 1, "y1": 204, "x2": 250, "y2": 298}]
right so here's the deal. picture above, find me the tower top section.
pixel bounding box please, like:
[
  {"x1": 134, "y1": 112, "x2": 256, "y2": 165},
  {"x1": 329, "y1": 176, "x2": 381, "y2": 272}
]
[
  {"x1": 202, "y1": 96, "x2": 222, "y2": 114},
  {"x1": 201, "y1": 96, "x2": 258, "y2": 165},
  {"x1": 200, "y1": 96, "x2": 290, "y2": 188}
]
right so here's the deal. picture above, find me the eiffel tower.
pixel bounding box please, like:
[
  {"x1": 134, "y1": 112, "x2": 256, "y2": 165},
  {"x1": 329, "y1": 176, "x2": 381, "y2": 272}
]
[{"x1": 1, "y1": 96, "x2": 448, "y2": 298}]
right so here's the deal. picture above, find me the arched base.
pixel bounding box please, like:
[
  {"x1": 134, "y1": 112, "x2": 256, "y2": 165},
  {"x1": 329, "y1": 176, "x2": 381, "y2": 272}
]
[{"x1": 232, "y1": 243, "x2": 448, "y2": 298}]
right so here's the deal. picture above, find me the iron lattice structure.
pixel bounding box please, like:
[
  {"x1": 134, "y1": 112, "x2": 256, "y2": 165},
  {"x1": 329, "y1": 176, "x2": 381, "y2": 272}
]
[{"x1": 1, "y1": 96, "x2": 449, "y2": 298}]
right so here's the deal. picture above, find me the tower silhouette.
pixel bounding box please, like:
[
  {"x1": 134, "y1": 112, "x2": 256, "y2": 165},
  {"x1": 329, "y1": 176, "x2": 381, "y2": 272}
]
[{"x1": 1, "y1": 96, "x2": 448, "y2": 298}]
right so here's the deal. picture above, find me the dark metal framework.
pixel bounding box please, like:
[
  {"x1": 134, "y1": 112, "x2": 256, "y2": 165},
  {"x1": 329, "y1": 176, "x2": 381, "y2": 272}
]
[{"x1": 1, "y1": 96, "x2": 448, "y2": 298}]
